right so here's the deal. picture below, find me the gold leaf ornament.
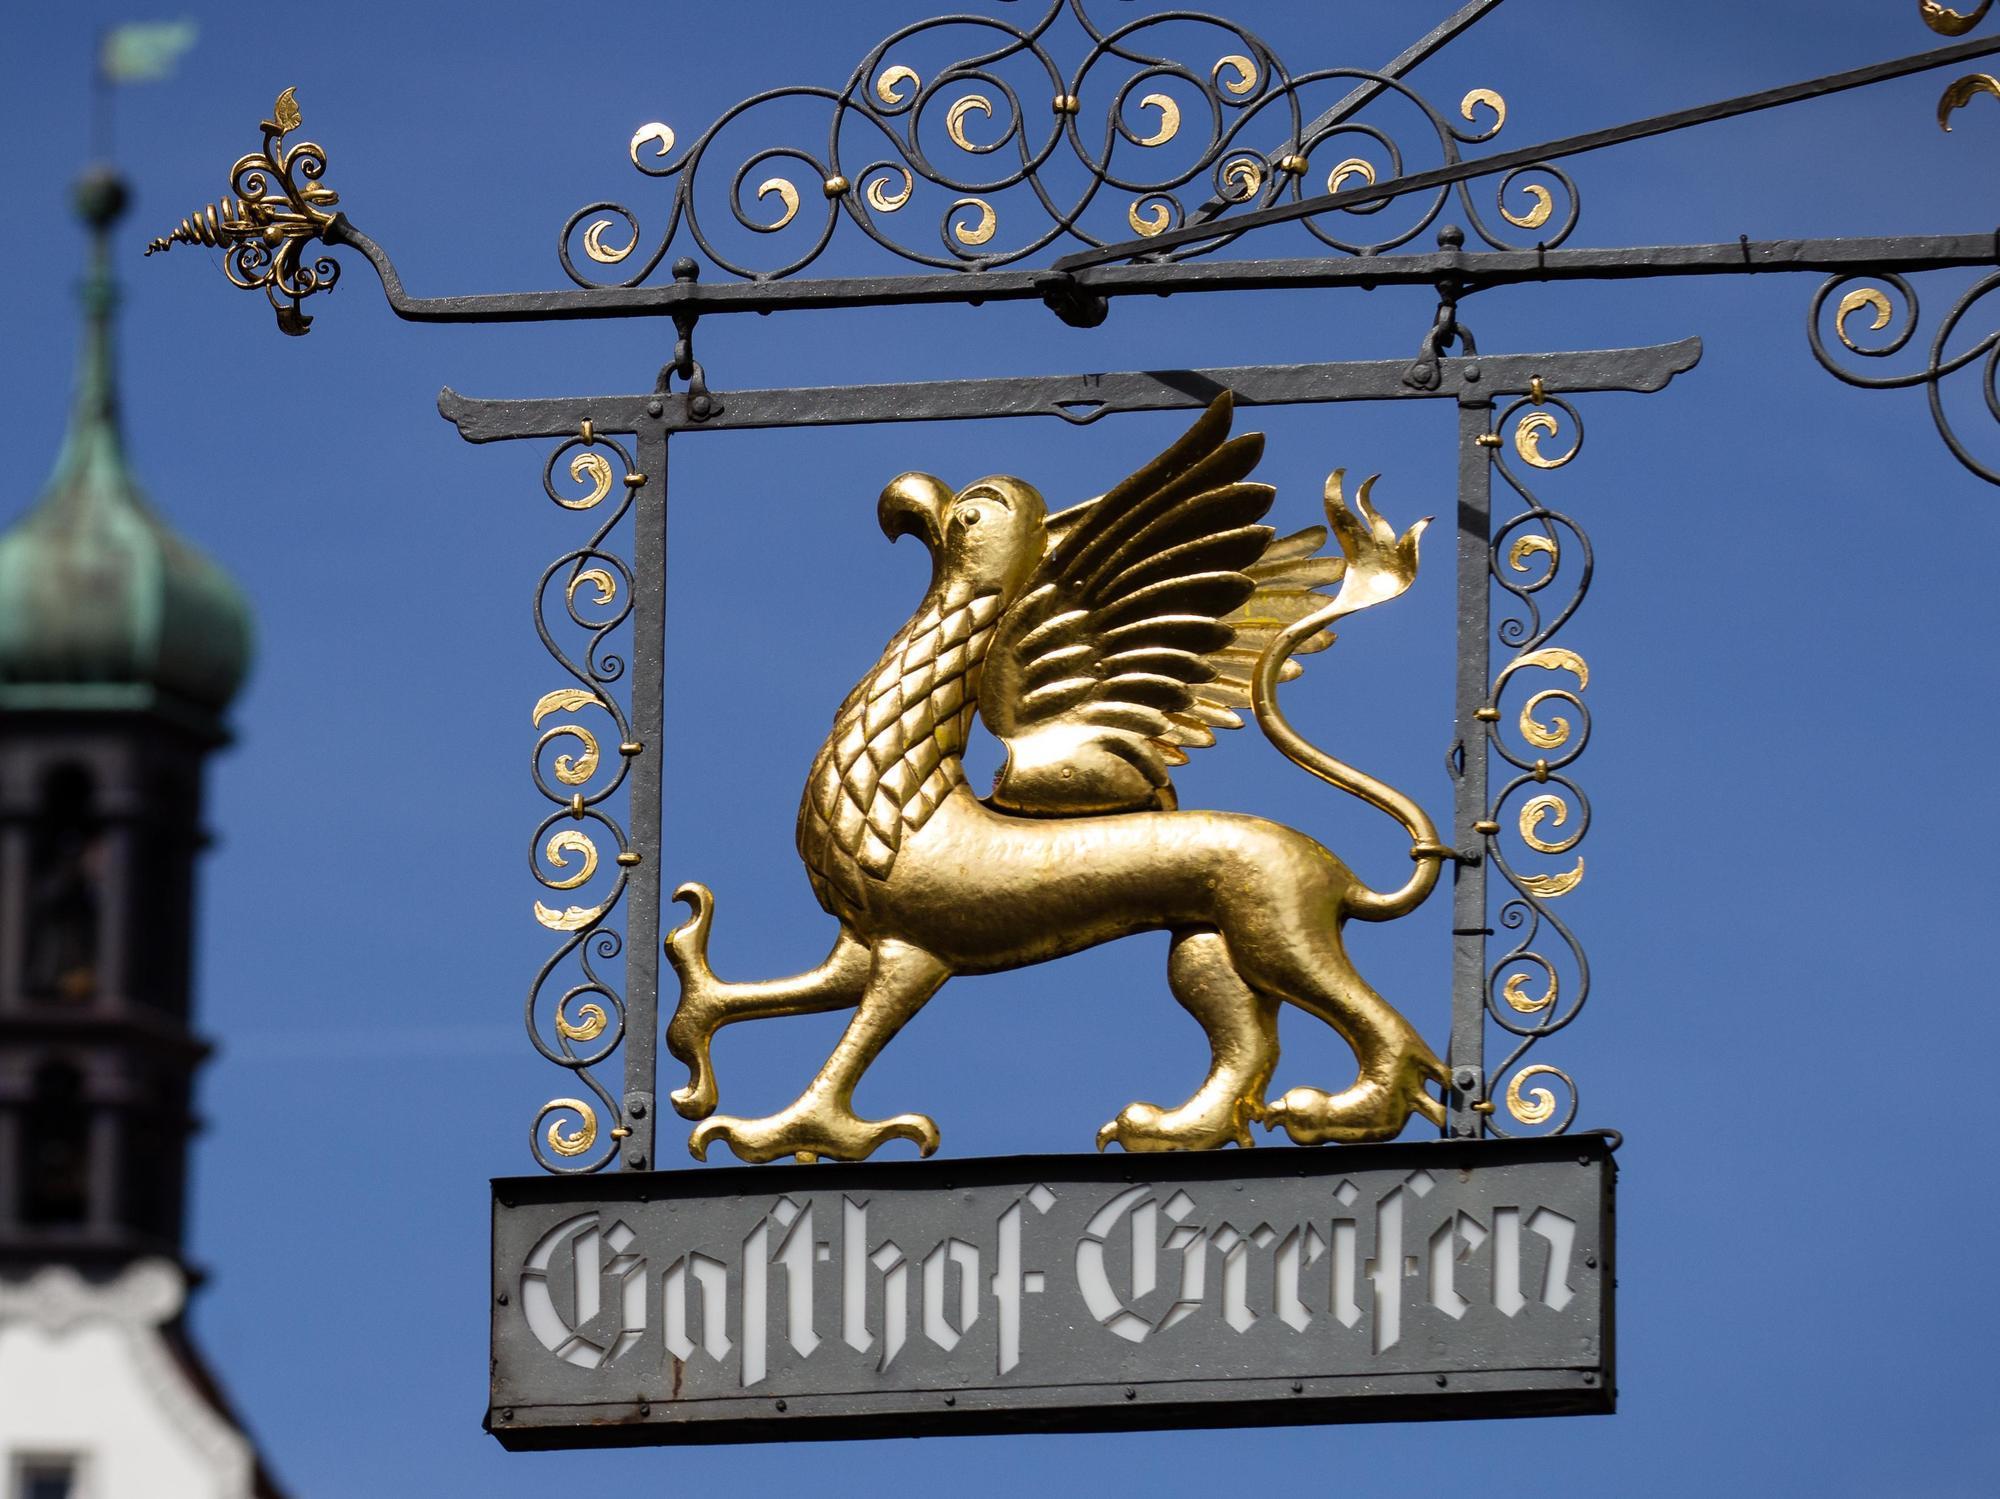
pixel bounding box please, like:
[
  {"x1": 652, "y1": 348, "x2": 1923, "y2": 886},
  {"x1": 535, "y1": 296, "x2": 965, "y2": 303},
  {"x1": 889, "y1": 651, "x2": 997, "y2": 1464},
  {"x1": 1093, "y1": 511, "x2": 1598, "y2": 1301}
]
[
  {"x1": 581, "y1": 219, "x2": 635, "y2": 265},
  {"x1": 628, "y1": 121, "x2": 675, "y2": 168},
  {"x1": 1502, "y1": 967, "x2": 1556, "y2": 1014},
  {"x1": 1220, "y1": 155, "x2": 1264, "y2": 200},
  {"x1": 271, "y1": 86, "x2": 302, "y2": 135},
  {"x1": 1938, "y1": 73, "x2": 2000, "y2": 130},
  {"x1": 1213, "y1": 54, "x2": 1259, "y2": 96},
  {"x1": 754, "y1": 176, "x2": 800, "y2": 231},
  {"x1": 1500, "y1": 181, "x2": 1554, "y2": 230},
  {"x1": 1504, "y1": 1065, "x2": 1566, "y2": 1125},
  {"x1": 1515, "y1": 860, "x2": 1584, "y2": 899},
  {"x1": 1128, "y1": 197, "x2": 1174, "y2": 237},
  {"x1": 947, "y1": 94, "x2": 996, "y2": 152},
  {"x1": 1922, "y1": 0, "x2": 1993, "y2": 37},
  {"x1": 1518, "y1": 792, "x2": 1580, "y2": 854},
  {"x1": 534, "y1": 899, "x2": 609, "y2": 932},
  {"x1": 1514, "y1": 410, "x2": 1577, "y2": 469},
  {"x1": 532, "y1": 688, "x2": 602, "y2": 726},
  {"x1": 566, "y1": 567, "x2": 618, "y2": 609},
  {"x1": 1133, "y1": 92, "x2": 1181, "y2": 146},
  {"x1": 555, "y1": 1001, "x2": 608, "y2": 1043},
  {"x1": 866, "y1": 166, "x2": 914, "y2": 213},
  {"x1": 563, "y1": 451, "x2": 615, "y2": 508},
  {"x1": 1459, "y1": 87, "x2": 1506, "y2": 135},
  {"x1": 1326, "y1": 157, "x2": 1376, "y2": 194},
  {"x1": 1835, "y1": 287, "x2": 1894, "y2": 349},
  {"x1": 542, "y1": 1097, "x2": 598, "y2": 1157},
  {"x1": 541, "y1": 830, "x2": 600, "y2": 891},
  {"x1": 875, "y1": 64, "x2": 920, "y2": 107},
  {"x1": 1507, "y1": 533, "x2": 1557, "y2": 573},
  {"x1": 950, "y1": 197, "x2": 997, "y2": 246}
]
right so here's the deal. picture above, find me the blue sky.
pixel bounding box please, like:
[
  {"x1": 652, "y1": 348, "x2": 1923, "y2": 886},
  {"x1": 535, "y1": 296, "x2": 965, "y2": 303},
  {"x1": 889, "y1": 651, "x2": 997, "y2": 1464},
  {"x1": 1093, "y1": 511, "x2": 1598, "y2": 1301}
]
[{"x1": 4, "y1": 1, "x2": 1999, "y2": 1493}]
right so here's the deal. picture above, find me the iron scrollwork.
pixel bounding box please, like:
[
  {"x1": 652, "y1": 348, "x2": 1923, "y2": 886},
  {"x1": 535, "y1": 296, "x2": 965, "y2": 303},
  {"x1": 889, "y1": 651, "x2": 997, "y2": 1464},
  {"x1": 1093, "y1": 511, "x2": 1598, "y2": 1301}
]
[
  {"x1": 1480, "y1": 390, "x2": 1592, "y2": 1137},
  {"x1": 144, "y1": 88, "x2": 341, "y2": 336},
  {"x1": 561, "y1": 0, "x2": 1579, "y2": 285},
  {"x1": 526, "y1": 428, "x2": 642, "y2": 1173},
  {"x1": 1808, "y1": 271, "x2": 2000, "y2": 485}
]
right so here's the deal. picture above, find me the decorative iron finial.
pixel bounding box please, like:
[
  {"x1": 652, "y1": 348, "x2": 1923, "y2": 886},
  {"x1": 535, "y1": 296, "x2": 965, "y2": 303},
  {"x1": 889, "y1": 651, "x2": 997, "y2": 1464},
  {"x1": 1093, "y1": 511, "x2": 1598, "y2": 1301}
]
[{"x1": 145, "y1": 87, "x2": 341, "y2": 335}]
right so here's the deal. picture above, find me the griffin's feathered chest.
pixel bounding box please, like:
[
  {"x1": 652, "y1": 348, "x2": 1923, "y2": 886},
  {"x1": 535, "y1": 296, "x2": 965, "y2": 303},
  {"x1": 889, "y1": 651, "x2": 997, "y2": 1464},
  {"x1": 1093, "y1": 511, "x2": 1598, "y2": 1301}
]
[{"x1": 797, "y1": 587, "x2": 1001, "y2": 915}]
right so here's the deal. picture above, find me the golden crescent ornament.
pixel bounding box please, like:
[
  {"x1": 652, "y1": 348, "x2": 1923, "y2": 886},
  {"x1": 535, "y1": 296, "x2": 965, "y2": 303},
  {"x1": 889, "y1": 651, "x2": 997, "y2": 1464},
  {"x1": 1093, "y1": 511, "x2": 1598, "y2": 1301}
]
[
  {"x1": 541, "y1": 830, "x2": 601, "y2": 890},
  {"x1": 566, "y1": 567, "x2": 618, "y2": 608},
  {"x1": 581, "y1": 218, "x2": 634, "y2": 265},
  {"x1": 1508, "y1": 534, "x2": 1558, "y2": 573},
  {"x1": 1518, "y1": 690, "x2": 1576, "y2": 751},
  {"x1": 1128, "y1": 197, "x2": 1173, "y2": 237},
  {"x1": 1518, "y1": 793, "x2": 1579, "y2": 854},
  {"x1": 1326, "y1": 157, "x2": 1376, "y2": 195},
  {"x1": 875, "y1": 63, "x2": 920, "y2": 107},
  {"x1": 1501, "y1": 182, "x2": 1554, "y2": 230},
  {"x1": 1504, "y1": 1066, "x2": 1565, "y2": 1125},
  {"x1": 532, "y1": 687, "x2": 600, "y2": 726},
  {"x1": 1221, "y1": 156, "x2": 1263, "y2": 200},
  {"x1": 543, "y1": 1098, "x2": 598, "y2": 1157},
  {"x1": 1502, "y1": 969, "x2": 1556, "y2": 1014},
  {"x1": 1514, "y1": 410, "x2": 1576, "y2": 469},
  {"x1": 548, "y1": 724, "x2": 601, "y2": 786},
  {"x1": 949, "y1": 196, "x2": 997, "y2": 246},
  {"x1": 535, "y1": 899, "x2": 609, "y2": 932},
  {"x1": 946, "y1": 94, "x2": 996, "y2": 151},
  {"x1": 866, "y1": 166, "x2": 914, "y2": 213},
  {"x1": 1922, "y1": 0, "x2": 1993, "y2": 37},
  {"x1": 555, "y1": 1002, "x2": 608, "y2": 1043},
  {"x1": 563, "y1": 451, "x2": 614, "y2": 508},
  {"x1": 1515, "y1": 860, "x2": 1584, "y2": 899},
  {"x1": 1134, "y1": 92, "x2": 1181, "y2": 146},
  {"x1": 628, "y1": 121, "x2": 675, "y2": 168},
  {"x1": 1940, "y1": 73, "x2": 2000, "y2": 130},
  {"x1": 1835, "y1": 287, "x2": 1894, "y2": 348},
  {"x1": 1506, "y1": 646, "x2": 1590, "y2": 690},
  {"x1": 1212, "y1": 54, "x2": 1259, "y2": 96},
  {"x1": 1460, "y1": 87, "x2": 1507, "y2": 133},
  {"x1": 754, "y1": 176, "x2": 800, "y2": 230}
]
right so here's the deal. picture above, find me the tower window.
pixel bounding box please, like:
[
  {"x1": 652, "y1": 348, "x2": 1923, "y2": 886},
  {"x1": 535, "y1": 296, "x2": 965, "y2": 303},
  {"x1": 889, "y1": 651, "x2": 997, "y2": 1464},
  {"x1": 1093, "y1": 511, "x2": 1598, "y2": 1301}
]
[
  {"x1": 19, "y1": 1061, "x2": 89, "y2": 1227},
  {"x1": 11, "y1": 1455, "x2": 79, "y2": 1499},
  {"x1": 23, "y1": 764, "x2": 102, "y2": 1004}
]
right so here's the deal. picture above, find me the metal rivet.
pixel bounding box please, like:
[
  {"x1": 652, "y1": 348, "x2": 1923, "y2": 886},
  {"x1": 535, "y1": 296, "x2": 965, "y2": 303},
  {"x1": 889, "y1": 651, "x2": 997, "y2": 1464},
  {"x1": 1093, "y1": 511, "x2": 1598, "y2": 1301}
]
[
  {"x1": 627, "y1": 1150, "x2": 647, "y2": 1168},
  {"x1": 501, "y1": 1409, "x2": 514, "y2": 1421},
  {"x1": 775, "y1": 1399, "x2": 788, "y2": 1412},
  {"x1": 1453, "y1": 1067, "x2": 1480, "y2": 1090},
  {"x1": 1582, "y1": 1372, "x2": 1598, "y2": 1386},
  {"x1": 944, "y1": 1394, "x2": 956, "y2": 1406},
  {"x1": 496, "y1": 1291, "x2": 509, "y2": 1305},
  {"x1": 1463, "y1": 362, "x2": 1481, "y2": 382},
  {"x1": 1435, "y1": 1375, "x2": 1448, "y2": 1388},
  {"x1": 1124, "y1": 1387, "x2": 1136, "y2": 1400},
  {"x1": 646, "y1": 399, "x2": 664, "y2": 418},
  {"x1": 1585, "y1": 1254, "x2": 1598, "y2": 1268},
  {"x1": 691, "y1": 394, "x2": 713, "y2": 418},
  {"x1": 630, "y1": 1100, "x2": 648, "y2": 1119},
  {"x1": 639, "y1": 1402, "x2": 651, "y2": 1416},
  {"x1": 1290, "y1": 1380, "x2": 1303, "y2": 1394}
]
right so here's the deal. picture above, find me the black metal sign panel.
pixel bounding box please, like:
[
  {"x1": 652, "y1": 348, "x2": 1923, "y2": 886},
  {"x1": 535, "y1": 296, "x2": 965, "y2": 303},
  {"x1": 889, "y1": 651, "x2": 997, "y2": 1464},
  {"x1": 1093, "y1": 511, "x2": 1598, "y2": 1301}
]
[{"x1": 489, "y1": 1136, "x2": 1613, "y2": 1446}]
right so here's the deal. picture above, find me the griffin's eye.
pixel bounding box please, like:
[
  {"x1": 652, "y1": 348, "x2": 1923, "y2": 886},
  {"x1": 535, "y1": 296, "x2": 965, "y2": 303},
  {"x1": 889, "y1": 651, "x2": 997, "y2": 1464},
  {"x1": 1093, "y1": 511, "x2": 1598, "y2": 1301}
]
[{"x1": 959, "y1": 507, "x2": 983, "y2": 527}]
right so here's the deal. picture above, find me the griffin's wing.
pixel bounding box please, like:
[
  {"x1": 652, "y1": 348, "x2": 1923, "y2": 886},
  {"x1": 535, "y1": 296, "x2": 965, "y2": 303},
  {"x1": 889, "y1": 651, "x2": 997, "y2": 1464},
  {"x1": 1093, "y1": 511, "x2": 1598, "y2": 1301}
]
[{"x1": 978, "y1": 392, "x2": 1343, "y2": 814}]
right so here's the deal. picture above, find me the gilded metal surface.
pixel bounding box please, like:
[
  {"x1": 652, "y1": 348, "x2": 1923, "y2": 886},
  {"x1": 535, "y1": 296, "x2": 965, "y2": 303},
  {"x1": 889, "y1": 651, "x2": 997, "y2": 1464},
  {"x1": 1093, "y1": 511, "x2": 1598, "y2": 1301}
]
[
  {"x1": 1835, "y1": 286, "x2": 1894, "y2": 348},
  {"x1": 142, "y1": 87, "x2": 340, "y2": 334},
  {"x1": 1938, "y1": 71, "x2": 2000, "y2": 127},
  {"x1": 1513, "y1": 410, "x2": 1577, "y2": 468},
  {"x1": 540, "y1": 1098, "x2": 598, "y2": 1156},
  {"x1": 666, "y1": 394, "x2": 1447, "y2": 1164},
  {"x1": 1922, "y1": 0, "x2": 1994, "y2": 37},
  {"x1": 1503, "y1": 1065, "x2": 1566, "y2": 1124},
  {"x1": 755, "y1": 177, "x2": 802, "y2": 230},
  {"x1": 1460, "y1": 87, "x2": 1507, "y2": 132},
  {"x1": 554, "y1": 1001, "x2": 608, "y2": 1042},
  {"x1": 1133, "y1": 92, "x2": 1182, "y2": 146},
  {"x1": 1513, "y1": 861, "x2": 1584, "y2": 898}
]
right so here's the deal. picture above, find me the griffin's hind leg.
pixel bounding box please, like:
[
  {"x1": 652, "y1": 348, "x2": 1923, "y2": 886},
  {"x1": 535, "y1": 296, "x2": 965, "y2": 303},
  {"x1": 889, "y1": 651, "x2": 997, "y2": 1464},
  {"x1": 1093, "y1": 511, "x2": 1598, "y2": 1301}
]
[
  {"x1": 690, "y1": 939, "x2": 949, "y2": 1164},
  {"x1": 663, "y1": 882, "x2": 872, "y2": 1120},
  {"x1": 1098, "y1": 931, "x2": 1278, "y2": 1153},
  {"x1": 1237, "y1": 919, "x2": 1447, "y2": 1144}
]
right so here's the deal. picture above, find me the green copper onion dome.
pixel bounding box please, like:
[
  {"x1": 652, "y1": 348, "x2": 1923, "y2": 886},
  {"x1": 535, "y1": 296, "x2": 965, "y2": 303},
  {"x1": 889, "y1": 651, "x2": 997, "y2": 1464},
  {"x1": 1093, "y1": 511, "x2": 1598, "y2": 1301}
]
[{"x1": 0, "y1": 166, "x2": 252, "y2": 721}]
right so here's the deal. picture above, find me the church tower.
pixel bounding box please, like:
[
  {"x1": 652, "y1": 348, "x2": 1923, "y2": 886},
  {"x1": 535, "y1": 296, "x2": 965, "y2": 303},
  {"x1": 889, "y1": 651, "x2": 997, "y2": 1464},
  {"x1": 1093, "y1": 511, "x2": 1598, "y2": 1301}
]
[{"x1": 0, "y1": 167, "x2": 282, "y2": 1499}]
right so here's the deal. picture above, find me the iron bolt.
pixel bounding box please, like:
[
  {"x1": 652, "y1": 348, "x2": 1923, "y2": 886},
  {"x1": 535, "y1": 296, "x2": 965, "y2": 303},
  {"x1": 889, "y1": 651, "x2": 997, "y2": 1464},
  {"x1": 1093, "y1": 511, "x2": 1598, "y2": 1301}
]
[
  {"x1": 691, "y1": 394, "x2": 713, "y2": 418},
  {"x1": 496, "y1": 1291, "x2": 509, "y2": 1306},
  {"x1": 1435, "y1": 1375, "x2": 1449, "y2": 1387},
  {"x1": 944, "y1": 1394, "x2": 956, "y2": 1406},
  {"x1": 640, "y1": 1403, "x2": 651, "y2": 1417},
  {"x1": 775, "y1": 1399, "x2": 788, "y2": 1412},
  {"x1": 1584, "y1": 1254, "x2": 1598, "y2": 1268},
  {"x1": 1453, "y1": 1067, "x2": 1480, "y2": 1091},
  {"x1": 630, "y1": 1100, "x2": 648, "y2": 1119},
  {"x1": 1290, "y1": 1381, "x2": 1303, "y2": 1394},
  {"x1": 1583, "y1": 1373, "x2": 1598, "y2": 1386},
  {"x1": 1124, "y1": 1387, "x2": 1136, "y2": 1400},
  {"x1": 627, "y1": 1150, "x2": 647, "y2": 1167},
  {"x1": 501, "y1": 1409, "x2": 513, "y2": 1421},
  {"x1": 646, "y1": 399, "x2": 663, "y2": 417}
]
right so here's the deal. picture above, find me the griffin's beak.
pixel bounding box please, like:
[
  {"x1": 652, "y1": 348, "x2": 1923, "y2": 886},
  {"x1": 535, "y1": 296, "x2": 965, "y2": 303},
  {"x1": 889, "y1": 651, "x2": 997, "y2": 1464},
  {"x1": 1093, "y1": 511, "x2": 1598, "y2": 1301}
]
[{"x1": 878, "y1": 472, "x2": 951, "y2": 548}]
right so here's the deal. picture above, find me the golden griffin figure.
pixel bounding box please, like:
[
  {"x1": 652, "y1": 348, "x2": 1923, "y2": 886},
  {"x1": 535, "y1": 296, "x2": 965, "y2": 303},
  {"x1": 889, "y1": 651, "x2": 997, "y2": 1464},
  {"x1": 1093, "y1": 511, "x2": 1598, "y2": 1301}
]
[{"x1": 666, "y1": 394, "x2": 1453, "y2": 1162}]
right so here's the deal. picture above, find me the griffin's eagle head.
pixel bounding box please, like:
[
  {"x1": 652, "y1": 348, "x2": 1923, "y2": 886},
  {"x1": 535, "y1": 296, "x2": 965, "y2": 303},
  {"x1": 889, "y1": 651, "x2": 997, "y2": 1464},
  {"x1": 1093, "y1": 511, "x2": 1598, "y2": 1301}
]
[{"x1": 878, "y1": 470, "x2": 1047, "y2": 602}]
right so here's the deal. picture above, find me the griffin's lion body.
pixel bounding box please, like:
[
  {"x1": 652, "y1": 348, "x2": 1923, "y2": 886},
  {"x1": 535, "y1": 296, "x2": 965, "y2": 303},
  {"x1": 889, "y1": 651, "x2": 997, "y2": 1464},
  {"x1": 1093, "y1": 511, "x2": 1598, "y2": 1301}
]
[{"x1": 665, "y1": 395, "x2": 1449, "y2": 1163}]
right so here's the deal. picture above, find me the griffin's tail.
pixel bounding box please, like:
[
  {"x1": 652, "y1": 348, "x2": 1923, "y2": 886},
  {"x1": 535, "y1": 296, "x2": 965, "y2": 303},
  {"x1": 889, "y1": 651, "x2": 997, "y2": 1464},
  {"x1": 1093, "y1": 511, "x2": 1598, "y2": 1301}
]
[{"x1": 1250, "y1": 471, "x2": 1450, "y2": 923}]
